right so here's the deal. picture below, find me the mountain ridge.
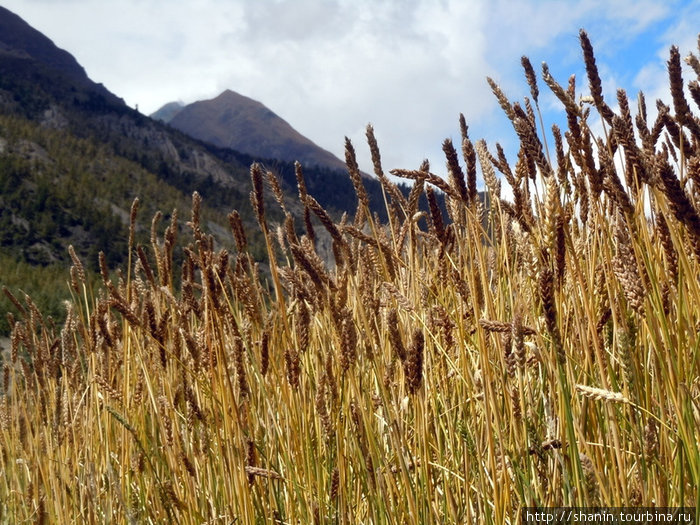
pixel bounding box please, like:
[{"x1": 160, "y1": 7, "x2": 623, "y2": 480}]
[
  {"x1": 0, "y1": 5, "x2": 87, "y2": 79},
  {"x1": 0, "y1": 5, "x2": 123, "y2": 107}
]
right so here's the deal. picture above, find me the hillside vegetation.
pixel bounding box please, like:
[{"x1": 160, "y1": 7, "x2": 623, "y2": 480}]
[
  {"x1": 0, "y1": 108, "x2": 267, "y2": 333},
  {"x1": 1, "y1": 31, "x2": 699, "y2": 523}
]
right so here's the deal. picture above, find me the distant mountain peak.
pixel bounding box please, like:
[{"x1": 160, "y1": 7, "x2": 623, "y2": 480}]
[
  {"x1": 150, "y1": 101, "x2": 185, "y2": 123},
  {"x1": 151, "y1": 90, "x2": 349, "y2": 173}
]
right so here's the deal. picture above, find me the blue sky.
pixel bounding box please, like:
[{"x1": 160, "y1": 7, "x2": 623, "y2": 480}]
[{"x1": 2, "y1": 0, "x2": 699, "y2": 183}]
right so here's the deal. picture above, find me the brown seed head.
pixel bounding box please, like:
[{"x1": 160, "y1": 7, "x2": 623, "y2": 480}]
[
  {"x1": 68, "y1": 245, "x2": 85, "y2": 284},
  {"x1": 404, "y1": 328, "x2": 424, "y2": 394},
  {"x1": 250, "y1": 163, "x2": 266, "y2": 228},
  {"x1": 387, "y1": 308, "x2": 406, "y2": 362},
  {"x1": 521, "y1": 55, "x2": 539, "y2": 103},
  {"x1": 128, "y1": 197, "x2": 139, "y2": 250},
  {"x1": 443, "y1": 138, "x2": 468, "y2": 203},
  {"x1": 580, "y1": 30, "x2": 614, "y2": 124},
  {"x1": 285, "y1": 347, "x2": 301, "y2": 389}
]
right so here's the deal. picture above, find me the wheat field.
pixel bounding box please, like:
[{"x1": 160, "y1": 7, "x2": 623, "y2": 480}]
[{"x1": 1, "y1": 30, "x2": 699, "y2": 524}]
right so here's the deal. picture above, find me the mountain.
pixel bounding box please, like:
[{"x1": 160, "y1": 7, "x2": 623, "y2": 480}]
[
  {"x1": 0, "y1": 5, "x2": 96, "y2": 82},
  {"x1": 153, "y1": 90, "x2": 350, "y2": 173},
  {"x1": 151, "y1": 101, "x2": 184, "y2": 123},
  {"x1": 0, "y1": 5, "x2": 123, "y2": 109},
  {"x1": 0, "y1": 6, "x2": 413, "y2": 335}
]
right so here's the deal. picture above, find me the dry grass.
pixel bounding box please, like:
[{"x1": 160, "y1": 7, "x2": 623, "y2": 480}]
[{"x1": 1, "y1": 30, "x2": 699, "y2": 524}]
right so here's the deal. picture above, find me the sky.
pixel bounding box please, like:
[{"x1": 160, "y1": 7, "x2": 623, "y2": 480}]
[{"x1": 3, "y1": 0, "x2": 700, "y2": 183}]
